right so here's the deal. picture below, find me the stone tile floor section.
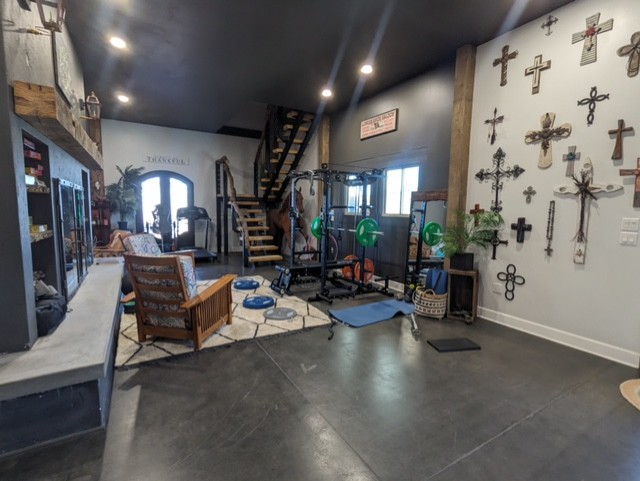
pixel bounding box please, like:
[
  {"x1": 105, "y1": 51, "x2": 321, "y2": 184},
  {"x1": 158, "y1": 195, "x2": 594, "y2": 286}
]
[{"x1": 115, "y1": 276, "x2": 330, "y2": 368}]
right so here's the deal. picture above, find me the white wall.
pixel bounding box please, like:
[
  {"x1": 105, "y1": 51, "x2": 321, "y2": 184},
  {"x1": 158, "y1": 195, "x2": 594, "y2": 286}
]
[
  {"x1": 101, "y1": 120, "x2": 259, "y2": 251},
  {"x1": 468, "y1": 0, "x2": 640, "y2": 366}
]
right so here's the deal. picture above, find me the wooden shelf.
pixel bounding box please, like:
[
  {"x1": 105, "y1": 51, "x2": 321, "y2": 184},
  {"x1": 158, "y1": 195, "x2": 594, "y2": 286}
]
[
  {"x1": 30, "y1": 230, "x2": 54, "y2": 243},
  {"x1": 13, "y1": 81, "x2": 103, "y2": 171},
  {"x1": 26, "y1": 186, "x2": 50, "y2": 194}
]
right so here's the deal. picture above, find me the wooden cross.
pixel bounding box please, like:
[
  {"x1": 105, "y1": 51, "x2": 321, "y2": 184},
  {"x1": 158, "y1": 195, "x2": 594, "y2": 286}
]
[
  {"x1": 577, "y1": 86, "x2": 609, "y2": 126},
  {"x1": 541, "y1": 15, "x2": 558, "y2": 36},
  {"x1": 608, "y1": 119, "x2": 634, "y2": 161},
  {"x1": 571, "y1": 12, "x2": 614, "y2": 66},
  {"x1": 522, "y1": 186, "x2": 536, "y2": 204},
  {"x1": 511, "y1": 217, "x2": 532, "y2": 243},
  {"x1": 475, "y1": 147, "x2": 525, "y2": 213},
  {"x1": 489, "y1": 230, "x2": 508, "y2": 260},
  {"x1": 469, "y1": 203, "x2": 485, "y2": 226},
  {"x1": 562, "y1": 146, "x2": 581, "y2": 177},
  {"x1": 617, "y1": 31, "x2": 640, "y2": 78},
  {"x1": 619, "y1": 158, "x2": 640, "y2": 207},
  {"x1": 554, "y1": 160, "x2": 622, "y2": 264},
  {"x1": 484, "y1": 107, "x2": 504, "y2": 145},
  {"x1": 493, "y1": 45, "x2": 518, "y2": 87},
  {"x1": 524, "y1": 54, "x2": 551, "y2": 95},
  {"x1": 524, "y1": 112, "x2": 571, "y2": 169}
]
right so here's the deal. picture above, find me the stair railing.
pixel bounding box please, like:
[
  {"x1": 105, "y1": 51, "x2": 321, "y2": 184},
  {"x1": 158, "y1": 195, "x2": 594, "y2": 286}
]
[{"x1": 215, "y1": 156, "x2": 249, "y2": 262}]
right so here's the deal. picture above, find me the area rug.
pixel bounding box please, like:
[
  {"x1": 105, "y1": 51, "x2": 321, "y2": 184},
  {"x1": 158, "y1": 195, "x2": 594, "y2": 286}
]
[
  {"x1": 620, "y1": 379, "x2": 640, "y2": 411},
  {"x1": 115, "y1": 276, "x2": 330, "y2": 368}
]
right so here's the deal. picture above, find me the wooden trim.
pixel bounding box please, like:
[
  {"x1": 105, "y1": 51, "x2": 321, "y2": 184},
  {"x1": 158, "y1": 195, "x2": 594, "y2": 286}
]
[{"x1": 411, "y1": 190, "x2": 448, "y2": 203}]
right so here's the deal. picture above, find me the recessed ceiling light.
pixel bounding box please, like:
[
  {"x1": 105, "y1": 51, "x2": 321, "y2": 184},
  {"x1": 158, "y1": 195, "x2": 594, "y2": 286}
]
[
  {"x1": 117, "y1": 94, "x2": 130, "y2": 103},
  {"x1": 321, "y1": 88, "x2": 333, "y2": 98},
  {"x1": 360, "y1": 64, "x2": 373, "y2": 75},
  {"x1": 109, "y1": 36, "x2": 127, "y2": 49}
]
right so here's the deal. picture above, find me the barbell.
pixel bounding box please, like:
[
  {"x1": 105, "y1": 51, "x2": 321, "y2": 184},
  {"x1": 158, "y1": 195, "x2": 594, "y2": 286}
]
[{"x1": 310, "y1": 216, "x2": 383, "y2": 247}]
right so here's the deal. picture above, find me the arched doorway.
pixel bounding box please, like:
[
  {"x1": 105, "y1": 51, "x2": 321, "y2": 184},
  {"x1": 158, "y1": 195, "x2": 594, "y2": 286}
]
[{"x1": 136, "y1": 171, "x2": 194, "y2": 249}]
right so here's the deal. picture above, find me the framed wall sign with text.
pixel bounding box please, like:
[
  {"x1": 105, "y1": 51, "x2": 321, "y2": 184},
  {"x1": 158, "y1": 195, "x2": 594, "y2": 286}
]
[{"x1": 360, "y1": 109, "x2": 398, "y2": 140}]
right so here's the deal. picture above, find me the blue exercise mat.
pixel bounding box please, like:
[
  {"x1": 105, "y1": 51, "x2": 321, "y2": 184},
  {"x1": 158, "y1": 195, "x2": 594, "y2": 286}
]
[{"x1": 329, "y1": 300, "x2": 415, "y2": 328}]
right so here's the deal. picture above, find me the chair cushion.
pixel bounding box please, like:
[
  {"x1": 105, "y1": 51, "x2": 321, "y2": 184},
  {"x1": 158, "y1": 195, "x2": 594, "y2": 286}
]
[{"x1": 123, "y1": 233, "x2": 162, "y2": 256}]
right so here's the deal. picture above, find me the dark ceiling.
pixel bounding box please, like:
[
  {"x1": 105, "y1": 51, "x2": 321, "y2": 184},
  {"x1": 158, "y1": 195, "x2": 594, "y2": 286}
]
[{"x1": 66, "y1": 0, "x2": 574, "y2": 134}]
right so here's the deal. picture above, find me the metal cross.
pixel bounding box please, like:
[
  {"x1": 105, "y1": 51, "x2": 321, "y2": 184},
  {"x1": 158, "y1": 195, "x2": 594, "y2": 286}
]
[
  {"x1": 541, "y1": 15, "x2": 558, "y2": 36},
  {"x1": 572, "y1": 12, "x2": 614, "y2": 65},
  {"x1": 484, "y1": 107, "x2": 504, "y2": 145},
  {"x1": 554, "y1": 160, "x2": 623, "y2": 264},
  {"x1": 524, "y1": 112, "x2": 572, "y2": 169},
  {"x1": 524, "y1": 54, "x2": 551, "y2": 94},
  {"x1": 475, "y1": 147, "x2": 525, "y2": 213},
  {"x1": 608, "y1": 119, "x2": 634, "y2": 161},
  {"x1": 577, "y1": 86, "x2": 609, "y2": 126},
  {"x1": 497, "y1": 264, "x2": 525, "y2": 301},
  {"x1": 490, "y1": 230, "x2": 508, "y2": 260},
  {"x1": 619, "y1": 158, "x2": 640, "y2": 207},
  {"x1": 522, "y1": 186, "x2": 536, "y2": 204},
  {"x1": 492, "y1": 45, "x2": 518, "y2": 87},
  {"x1": 511, "y1": 218, "x2": 532, "y2": 244},
  {"x1": 562, "y1": 146, "x2": 581, "y2": 177},
  {"x1": 617, "y1": 31, "x2": 640, "y2": 78}
]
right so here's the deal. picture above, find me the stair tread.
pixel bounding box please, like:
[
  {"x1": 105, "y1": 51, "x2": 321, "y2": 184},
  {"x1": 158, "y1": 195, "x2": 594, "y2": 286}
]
[
  {"x1": 273, "y1": 147, "x2": 300, "y2": 155},
  {"x1": 248, "y1": 245, "x2": 279, "y2": 252},
  {"x1": 246, "y1": 226, "x2": 269, "y2": 231},
  {"x1": 249, "y1": 254, "x2": 284, "y2": 263},
  {"x1": 260, "y1": 178, "x2": 284, "y2": 183},
  {"x1": 247, "y1": 235, "x2": 274, "y2": 241},
  {"x1": 284, "y1": 125, "x2": 310, "y2": 132},
  {"x1": 242, "y1": 209, "x2": 264, "y2": 214},
  {"x1": 244, "y1": 217, "x2": 267, "y2": 222},
  {"x1": 270, "y1": 159, "x2": 294, "y2": 165},
  {"x1": 236, "y1": 201, "x2": 260, "y2": 206}
]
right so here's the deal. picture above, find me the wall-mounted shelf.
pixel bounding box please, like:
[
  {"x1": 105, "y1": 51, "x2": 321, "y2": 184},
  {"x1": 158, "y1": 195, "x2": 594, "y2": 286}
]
[
  {"x1": 13, "y1": 81, "x2": 103, "y2": 171},
  {"x1": 30, "y1": 230, "x2": 54, "y2": 243}
]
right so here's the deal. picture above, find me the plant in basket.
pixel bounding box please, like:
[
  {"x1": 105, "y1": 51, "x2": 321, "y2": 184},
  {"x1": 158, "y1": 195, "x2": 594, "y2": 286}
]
[{"x1": 442, "y1": 210, "x2": 504, "y2": 270}]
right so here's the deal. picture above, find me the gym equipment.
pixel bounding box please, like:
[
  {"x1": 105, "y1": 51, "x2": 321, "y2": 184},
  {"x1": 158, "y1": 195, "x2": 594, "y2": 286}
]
[
  {"x1": 342, "y1": 255, "x2": 374, "y2": 282},
  {"x1": 242, "y1": 296, "x2": 275, "y2": 309},
  {"x1": 263, "y1": 307, "x2": 297, "y2": 320},
  {"x1": 311, "y1": 216, "x2": 323, "y2": 239},
  {"x1": 421, "y1": 221, "x2": 443, "y2": 246},
  {"x1": 175, "y1": 206, "x2": 217, "y2": 262},
  {"x1": 328, "y1": 299, "x2": 419, "y2": 336},
  {"x1": 233, "y1": 279, "x2": 260, "y2": 290},
  {"x1": 310, "y1": 216, "x2": 384, "y2": 246},
  {"x1": 427, "y1": 338, "x2": 481, "y2": 353}
]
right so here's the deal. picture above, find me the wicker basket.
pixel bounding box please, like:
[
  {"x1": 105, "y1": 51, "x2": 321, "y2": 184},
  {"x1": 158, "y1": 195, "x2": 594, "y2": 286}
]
[{"x1": 413, "y1": 287, "x2": 447, "y2": 319}]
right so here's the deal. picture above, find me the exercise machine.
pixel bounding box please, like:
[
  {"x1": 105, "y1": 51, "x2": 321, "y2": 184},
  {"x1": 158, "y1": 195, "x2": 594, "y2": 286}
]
[{"x1": 175, "y1": 206, "x2": 217, "y2": 262}]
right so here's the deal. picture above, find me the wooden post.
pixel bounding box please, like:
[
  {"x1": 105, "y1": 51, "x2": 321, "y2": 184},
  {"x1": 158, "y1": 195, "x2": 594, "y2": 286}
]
[
  {"x1": 317, "y1": 115, "x2": 330, "y2": 215},
  {"x1": 447, "y1": 44, "x2": 476, "y2": 229}
]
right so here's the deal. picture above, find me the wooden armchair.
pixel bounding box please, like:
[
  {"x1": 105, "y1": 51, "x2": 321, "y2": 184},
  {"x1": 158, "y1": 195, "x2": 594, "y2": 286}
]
[
  {"x1": 94, "y1": 230, "x2": 131, "y2": 258},
  {"x1": 124, "y1": 254, "x2": 235, "y2": 350}
]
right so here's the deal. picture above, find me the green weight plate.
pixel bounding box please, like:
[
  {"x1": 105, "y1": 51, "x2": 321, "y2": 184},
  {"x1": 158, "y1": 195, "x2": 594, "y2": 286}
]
[
  {"x1": 311, "y1": 216, "x2": 323, "y2": 239},
  {"x1": 422, "y1": 221, "x2": 443, "y2": 246},
  {"x1": 356, "y1": 218, "x2": 380, "y2": 247}
]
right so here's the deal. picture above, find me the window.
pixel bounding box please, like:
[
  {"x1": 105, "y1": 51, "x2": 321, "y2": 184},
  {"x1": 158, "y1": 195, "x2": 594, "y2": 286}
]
[
  {"x1": 384, "y1": 165, "x2": 419, "y2": 215},
  {"x1": 346, "y1": 183, "x2": 372, "y2": 214}
]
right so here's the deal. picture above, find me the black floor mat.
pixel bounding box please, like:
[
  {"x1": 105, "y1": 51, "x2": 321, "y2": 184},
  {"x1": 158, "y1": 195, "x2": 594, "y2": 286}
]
[{"x1": 427, "y1": 338, "x2": 481, "y2": 352}]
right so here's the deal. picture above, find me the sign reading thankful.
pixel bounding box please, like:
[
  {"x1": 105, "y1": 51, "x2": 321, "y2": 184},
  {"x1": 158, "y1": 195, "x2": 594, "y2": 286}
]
[
  {"x1": 144, "y1": 155, "x2": 190, "y2": 166},
  {"x1": 360, "y1": 109, "x2": 398, "y2": 140}
]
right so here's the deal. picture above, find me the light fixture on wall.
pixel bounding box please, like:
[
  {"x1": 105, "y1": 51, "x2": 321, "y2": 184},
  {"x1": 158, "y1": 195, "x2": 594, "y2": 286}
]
[
  {"x1": 80, "y1": 91, "x2": 101, "y2": 120},
  {"x1": 16, "y1": 0, "x2": 67, "y2": 33}
]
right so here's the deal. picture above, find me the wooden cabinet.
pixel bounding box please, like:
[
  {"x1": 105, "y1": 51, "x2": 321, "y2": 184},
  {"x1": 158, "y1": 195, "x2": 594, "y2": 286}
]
[{"x1": 91, "y1": 200, "x2": 111, "y2": 246}]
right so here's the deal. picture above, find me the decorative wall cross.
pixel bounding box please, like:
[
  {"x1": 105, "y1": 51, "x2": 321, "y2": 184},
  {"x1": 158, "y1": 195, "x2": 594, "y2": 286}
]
[
  {"x1": 523, "y1": 186, "x2": 536, "y2": 204},
  {"x1": 511, "y1": 218, "x2": 532, "y2": 243},
  {"x1": 608, "y1": 119, "x2": 634, "y2": 161},
  {"x1": 545, "y1": 201, "x2": 556, "y2": 256},
  {"x1": 490, "y1": 230, "x2": 508, "y2": 260},
  {"x1": 524, "y1": 112, "x2": 571, "y2": 169},
  {"x1": 562, "y1": 146, "x2": 581, "y2": 177},
  {"x1": 493, "y1": 45, "x2": 518, "y2": 86},
  {"x1": 524, "y1": 54, "x2": 551, "y2": 94},
  {"x1": 577, "y1": 86, "x2": 609, "y2": 126},
  {"x1": 617, "y1": 32, "x2": 640, "y2": 77},
  {"x1": 554, "y1": 160, "x2": 622, "y2": 264},
  {"x1": 475, "y1": 147, "x2": 525, "y2": 213},
  {"x1": 497, "y1": 264, "x2": 525, "y2": 301},
  {"x1": 469, "y1": 203, "x2": 485, "y2": 225},
  {"x1": 571, "y1": 12, "x2": 614, "y2": 66},
  {"x1": 484, "y1": 107, "x2": 504, "y2": 145},
  {"x1": 541, "y1": 15, "x2": 558, "y2": 36},
  {"x1": 619, "y1": 158, "x2": 640, "y2": 207}
]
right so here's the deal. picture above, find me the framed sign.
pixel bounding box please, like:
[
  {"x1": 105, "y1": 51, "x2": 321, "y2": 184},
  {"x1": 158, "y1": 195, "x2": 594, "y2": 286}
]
[
  {"x1": 360, "y1": 109, "x2": 398, "y2": 140},
  {"x1": 52, "y1": 32, "x2": 73, "y2": 105}
]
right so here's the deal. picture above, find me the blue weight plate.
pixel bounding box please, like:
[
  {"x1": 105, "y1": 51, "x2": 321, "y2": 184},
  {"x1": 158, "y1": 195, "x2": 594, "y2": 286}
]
[
  {"x1": 243, "y1": 295, "x2": 275, "y2": 309},
  {"x1": 233, "y1": 279, "x2": 260, "y2": 290}
]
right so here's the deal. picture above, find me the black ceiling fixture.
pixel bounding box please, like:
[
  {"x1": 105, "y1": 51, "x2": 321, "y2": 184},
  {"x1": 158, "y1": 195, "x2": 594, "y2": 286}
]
[{"x1": 17, "y1": 0, "x2": 67, "y2": 33}]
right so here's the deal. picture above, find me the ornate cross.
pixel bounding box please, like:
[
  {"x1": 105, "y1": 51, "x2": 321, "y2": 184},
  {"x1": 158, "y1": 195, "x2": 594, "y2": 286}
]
[
  {"x1": 497, "y1": 264, "x2": 525, "y2": 301},
  {"x1": 511, "y1": 217, "x2": 532, "y2": 243},
  {"x1": 617, "y1": 31, "x2": 640, "y2": 78},
  {"x1": 475, "y1": 147, "x2": 525, "y2": 213},
  {"x1": 562, "y1": 146, "x2": 581, "y2": 177},
  {"x1": 577, "y1": 86, "x2": 609, "y2": 126},
  {"x1": 484, "y1": 107, "x2": 504, "y2": 145},
  {"x1": 524, "y1": 112, "x2": 571, "y2": 169},
  {"x1": 571, "y1": 12, "x2": 614, "y2": 66},
  {"x1": 541, "y1": 15, "x2": 558, "y2": 36},
  {"x1": 493, "y1": 45, "x2": 518, "y2": 87},
  {"x1": 619, "y1": 158, "x2": 640, "y2": 207},
  {"x1": 523, "y1": 186, "x2": 536, "y2": 204},
  {"x1": 490, "y1": 230, "x2": 508, "y2": 260},
  {"x1": 608, "y1": 119, "x2": 634, "y2": 161},
  {"x1": 469, "y1": 203, "x2": 485, "y2": 225},
  {"x1": 524, "y1": 54, "x2": 551, "y2": 94},
  {"x1": 554, "y1": 160, "x2": 623, "y2": 264}
]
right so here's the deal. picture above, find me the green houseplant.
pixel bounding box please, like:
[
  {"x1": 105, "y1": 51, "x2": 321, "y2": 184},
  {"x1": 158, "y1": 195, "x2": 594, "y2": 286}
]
[
  {"x1": 105, "y1": 165, "x2": 145, "y2": 230},
  {"x1": 442, "y1": 210, "x2": 504, "y2": 269}
]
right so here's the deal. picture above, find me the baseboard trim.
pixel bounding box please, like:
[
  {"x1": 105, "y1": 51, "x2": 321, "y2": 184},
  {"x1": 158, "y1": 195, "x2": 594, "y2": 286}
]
[{"x1": 478, "y1": 306, "x2": 639, "y2": 368}]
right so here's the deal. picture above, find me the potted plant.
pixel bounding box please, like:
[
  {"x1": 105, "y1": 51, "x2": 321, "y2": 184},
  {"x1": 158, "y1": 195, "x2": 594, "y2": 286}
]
[
  {"x1": 442, "y1": 210, "x2": 504, "y2": 270},
  {"x1": 105, "y1": 165, "x2": 145, "y2": 231}
]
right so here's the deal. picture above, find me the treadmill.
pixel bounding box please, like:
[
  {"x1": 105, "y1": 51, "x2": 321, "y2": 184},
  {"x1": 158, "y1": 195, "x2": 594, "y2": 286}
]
[{"x1": 175, "y1": 206, "x2": 217, "y2": 262}]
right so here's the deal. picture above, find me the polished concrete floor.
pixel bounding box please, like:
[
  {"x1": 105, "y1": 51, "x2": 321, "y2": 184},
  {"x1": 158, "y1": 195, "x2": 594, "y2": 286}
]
[{"x1": 1, "y1": 256, "x2": 639, "y2": 480}]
